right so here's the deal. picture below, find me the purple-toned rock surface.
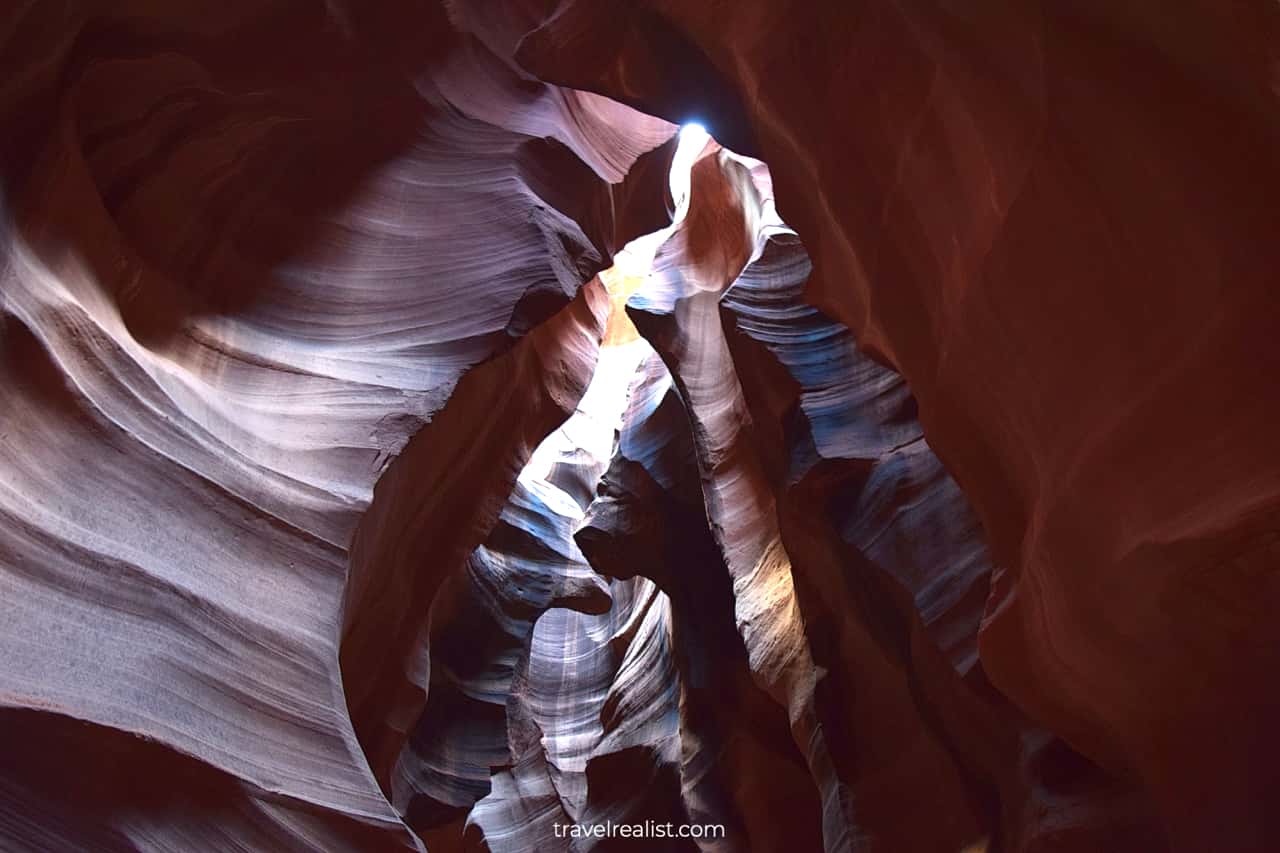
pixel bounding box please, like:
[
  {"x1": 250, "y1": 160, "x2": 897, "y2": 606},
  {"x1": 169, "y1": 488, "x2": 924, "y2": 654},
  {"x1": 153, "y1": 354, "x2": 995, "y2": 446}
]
[{"x1": 2, "y1": 2, "x2": 1275, "y2": 851}]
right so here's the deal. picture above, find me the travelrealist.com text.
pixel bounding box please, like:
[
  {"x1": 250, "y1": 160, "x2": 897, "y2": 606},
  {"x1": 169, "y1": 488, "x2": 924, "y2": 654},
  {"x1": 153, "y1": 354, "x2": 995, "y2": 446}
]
[{"x1": 553, "y1": 820, "x2": 727, "y2": 840}]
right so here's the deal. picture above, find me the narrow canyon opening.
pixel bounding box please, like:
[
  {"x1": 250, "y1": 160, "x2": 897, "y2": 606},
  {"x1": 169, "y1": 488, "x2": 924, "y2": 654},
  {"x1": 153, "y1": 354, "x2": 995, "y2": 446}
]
[
  {"x1": 338, "y1": 109, "x2": 1022, "y2": 851},
  {"x1": 468, "y1": 121, "x2": 827, "y2": 846},
  {"x1": 3, "y1": 3, "x2": 1272, "y2": 852},
  {"x1": 342, "y1": 117, "x2": 852, "y2": 850}
]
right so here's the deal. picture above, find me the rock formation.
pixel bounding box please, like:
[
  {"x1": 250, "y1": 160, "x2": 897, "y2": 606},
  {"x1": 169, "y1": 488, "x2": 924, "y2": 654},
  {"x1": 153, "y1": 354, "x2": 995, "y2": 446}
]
[{"x1": 2, "y1": 1, "x2": 1276, "y2": 851}]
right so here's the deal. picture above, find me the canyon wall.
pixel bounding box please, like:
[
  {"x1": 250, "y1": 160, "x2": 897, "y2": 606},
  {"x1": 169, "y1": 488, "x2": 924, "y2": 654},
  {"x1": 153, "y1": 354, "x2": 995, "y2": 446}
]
[
  {"x1": 0, "y1": 1, "x2": 673, "y2": 849},
  {"x1": 518, "y1": 3, "x2": 1280, "y2": 851},
  {"x1": 2, "y1": 1, "x2": 1276, "y2": 851}
]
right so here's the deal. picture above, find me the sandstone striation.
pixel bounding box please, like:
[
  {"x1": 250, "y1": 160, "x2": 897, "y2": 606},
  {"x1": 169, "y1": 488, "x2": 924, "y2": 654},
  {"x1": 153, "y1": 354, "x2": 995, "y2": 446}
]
[
  {"x1": 2, "y1": 1, "x2": 1274, "y2": 851},
  {"x1": 519, "y1": 3, "x2": 1280, "y2": 850}
]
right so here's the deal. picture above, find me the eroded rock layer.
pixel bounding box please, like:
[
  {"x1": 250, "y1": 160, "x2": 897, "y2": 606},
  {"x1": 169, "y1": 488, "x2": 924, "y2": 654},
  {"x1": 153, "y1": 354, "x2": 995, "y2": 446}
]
[
  {"x1": 517, "y1": 3, "x2": 1280, "y2": 850},
  {"x1": 2, "y1": 2, "x2": 1272, "y2": 852},
  {"x1": 0, "y1": 1, "x2": 673, "y2": 849}
]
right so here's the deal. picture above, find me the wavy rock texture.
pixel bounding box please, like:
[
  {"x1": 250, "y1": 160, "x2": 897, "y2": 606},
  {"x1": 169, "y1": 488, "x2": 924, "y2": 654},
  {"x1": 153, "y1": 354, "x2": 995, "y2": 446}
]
[
  {"x1": 0, "y1": 1, "x2": 674, "y2": 849},
  {"x1": 578, "y1": 353, "x2": 826, "y2": 853},
  {"x1": 518, "y1": 4, "x2": 1280, "y2": 851},
  {"x1": 2, "y1": 2, "x2": 1274, "y2": 852},
  {"x1": 714, "y1": 164, "x2": 1164, "y2": 852}
]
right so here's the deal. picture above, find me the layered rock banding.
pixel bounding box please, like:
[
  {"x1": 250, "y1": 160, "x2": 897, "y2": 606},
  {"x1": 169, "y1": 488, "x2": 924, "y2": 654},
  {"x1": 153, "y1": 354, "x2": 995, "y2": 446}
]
[
  {"x1": 1, "y1": 2, "x2": 673, "y2": 848},
  {"x1": 2, "y1": 1, "x2": 1274, "y2": 851},
  {"x1": 516, "y1": 4, "x2": 1280, "y2": 850}
]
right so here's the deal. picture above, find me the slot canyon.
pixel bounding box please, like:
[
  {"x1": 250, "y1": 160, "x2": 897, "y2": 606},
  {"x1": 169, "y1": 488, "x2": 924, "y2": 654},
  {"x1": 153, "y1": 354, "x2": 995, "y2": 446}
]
[{"x1": 1, "y1": 2, "x2": 1277, "y2": 851}]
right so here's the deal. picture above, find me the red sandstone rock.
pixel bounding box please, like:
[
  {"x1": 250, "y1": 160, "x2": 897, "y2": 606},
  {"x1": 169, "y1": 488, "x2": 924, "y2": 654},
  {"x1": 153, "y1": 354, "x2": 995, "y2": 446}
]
[
  {"x1": 1, "y1": 1, "x2": 1274, "y2": 851},
  {"x1": 519, "y1": 3, "x2": 1280, "y2": 849},
  {"x1": 0, "y1": 1, "x2": 671, "y2": 848}
]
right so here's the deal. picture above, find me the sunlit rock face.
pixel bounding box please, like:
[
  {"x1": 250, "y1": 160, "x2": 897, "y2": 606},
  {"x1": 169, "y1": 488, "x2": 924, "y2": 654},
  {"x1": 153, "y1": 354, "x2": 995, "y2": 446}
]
[
  {"x1": 604, "y1": 141, "x2": 1157, "y2": 852},
  {"x1": 0, "y1": 1, "x2": 673, "y2": 849},
  {"x1": 517, "y1": 3, "x2": 1280, "y2": 851},
  {"x1": 1, "y1": 2, "x2": 1273, "y2": 852}
]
